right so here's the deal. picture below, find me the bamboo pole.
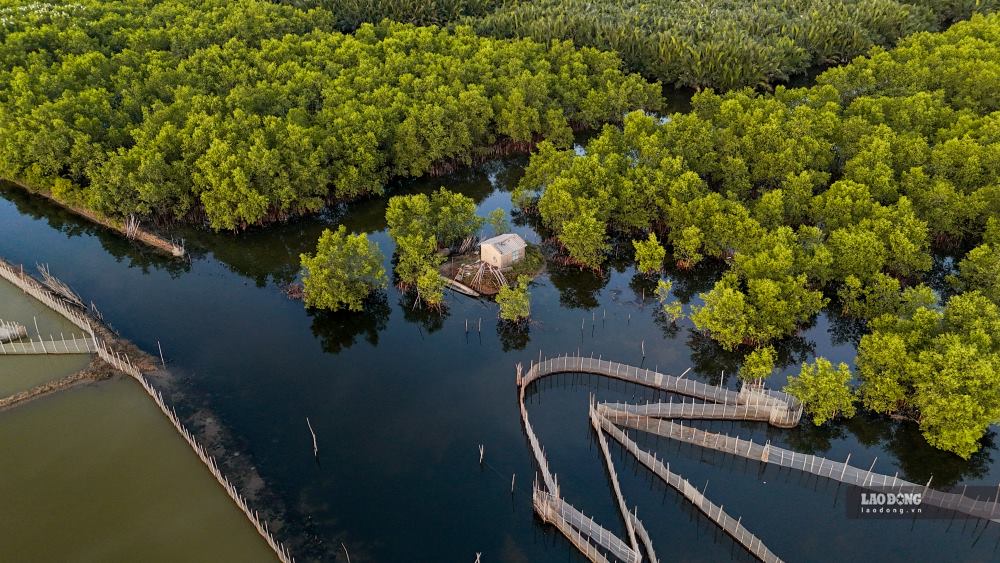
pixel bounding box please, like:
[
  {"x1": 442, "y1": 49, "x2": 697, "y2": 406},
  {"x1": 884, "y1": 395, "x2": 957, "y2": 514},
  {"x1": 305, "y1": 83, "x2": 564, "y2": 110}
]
[{"x1": 307, "y1": 417, "x2": 319, "y2": 457}]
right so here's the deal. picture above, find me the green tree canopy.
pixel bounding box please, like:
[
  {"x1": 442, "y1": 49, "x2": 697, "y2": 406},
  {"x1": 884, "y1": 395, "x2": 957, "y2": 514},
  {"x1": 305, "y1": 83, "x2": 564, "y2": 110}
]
[
  {"x1": 470, "y1": 0, "x2": 995, "y2": 91},
  {"x1": 300, "y1": 225, "x2": 387, "y2": 311},
  {"x1": 496, "y1": 275, "x2": 531, "y2": 325},
  {"x1": 0, "y1": 4, "x2": 659, "y2": 229},
  {"x1": 655, "y1": 279, "x2": 683, "y2": 323},
  {"x1": 785, "y1": 357, "x2": 857, "y2": 425},
  {"x1": 387, "y1": 188, "x2": 484, "y2": 249},
  {"x1": 633, "y1": 233, "x2": 666, "y2": 275},
  {"x1": 558, "y1": 211, "x2": 609, "y2": 270},
  {"x1": 856, "y1": 291, "x2": 1000, "y2": 458},
  {"x1": 415, "y1": 263, "x2": 446, "y2": 310},
  {"x1": 740, "y1": 346, "x2": 776, "y2": 382}
]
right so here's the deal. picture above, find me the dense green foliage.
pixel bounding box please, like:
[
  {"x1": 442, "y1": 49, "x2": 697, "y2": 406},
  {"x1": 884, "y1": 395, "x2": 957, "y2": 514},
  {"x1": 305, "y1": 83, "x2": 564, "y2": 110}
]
[
  {"x1": 472, "y1": 0, "x2": 998, "y2": 90},
  {"x1": 293, "y1": 0, "x2": 499, "y2": 29},
  {"x1": 300, "y1": 226, "x2": 387, "y2": 311},
  {"x1": 785, "y1": 357, "x2": 857, "y2": 425},
  {"x1": 517, "y1": 15, "x2": 1000, "y2": 455},
  {"x1": 496, "y1": 275, "x2": 531, "y2": 324},
  {"x1": 952, "y1": 218, "x2": 1000, "y2": 305},
  {"x1": 633, "y1": 233, "x2": 666, "y2": 275},
  {"x1": 856, "y1": 292, "x2": 1000, "y2": 458},
  {"x1": 387, "y1": 188, "x2": 484, "y2": 248},
  {"x1": 291, "y1": 0, "x2": 998, "y2": 91},
  {"x1": 740, "y1": 346, "x2": 776, "y2": 382},
  {"x1": 415, "y1": 262, "x2": 447, "y2": 308},
  {"x1": 386, "y1": 188, "x2": 484, "y2": 307},
  {"x1": 655, "y1": 279, "x2": 684, "y2": 323},
  {"x1": 0, "y1": 0, "x2": 658, "y2": 229}
]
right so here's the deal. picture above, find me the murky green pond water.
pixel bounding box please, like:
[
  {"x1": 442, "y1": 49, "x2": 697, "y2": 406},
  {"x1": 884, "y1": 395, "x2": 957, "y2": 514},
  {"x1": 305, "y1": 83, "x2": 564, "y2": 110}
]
[
  {"x1": 0, "y1": 279, "x2": 92, "y2": 395},
  {"x1": 0, "y1": 355, "x2": 90, "y2": 396},
  {"x1": 0, "y1": 376, "x2": 272, "y2": 562}
]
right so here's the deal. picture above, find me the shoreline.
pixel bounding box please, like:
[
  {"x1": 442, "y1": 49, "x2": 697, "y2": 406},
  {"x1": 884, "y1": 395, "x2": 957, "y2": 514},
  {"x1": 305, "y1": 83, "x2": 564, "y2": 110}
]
[
  {"x1": 0, "y1": 256, "x2": 294, "y2": 561},
  {"x1": 0, "y1": 122, "x2": 600, "y2": 251},
  {"x1": 2, "y1": 178, "x2": 186, "y2": 258}
]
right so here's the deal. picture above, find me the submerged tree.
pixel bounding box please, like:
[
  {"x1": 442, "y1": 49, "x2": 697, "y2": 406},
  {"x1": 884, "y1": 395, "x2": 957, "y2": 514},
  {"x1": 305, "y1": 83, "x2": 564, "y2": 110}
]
[
  {"x1": 394, "y1": 233, "x2": 440, "y2": 288},
  {"x1": 487, "y1": 208, "x2": 510, "y2": 236},
  {"x1": 654, "y1": 279, "x2": 683, "y2": 323},
  {"x1": 386, "y1": 188, "x2": 481, "y2": 310},
  {"x1": 300, "y1": 226, "x2": 386, "y2": 312},
  {"x1": 558, "y1": 211, "x2": 608, "y2": 270},
  {"x1": 386, "y1": 188, "x2": 483, "y2": 249},
  {"x1": 415, "y1": 263, "x2": 446, "y2": 310},
  {"x1": 429, "y1": 187, "x2": 485, "y2": 248},
  {"x1": 633, "y1": 232, "x2": 666, "y2": 275},
  {"x1": 497, "y1": 275, "x2": 531, "y2": 326},
  {"x1": 785, "y1": 357, "x2": 856, "y2": 426},
  {"x1": 856, "y1": 291, "x2": 1000, "y2": 458},
  {"x1": 740, "y1": 345, "x2": 776, "y2": 382}
]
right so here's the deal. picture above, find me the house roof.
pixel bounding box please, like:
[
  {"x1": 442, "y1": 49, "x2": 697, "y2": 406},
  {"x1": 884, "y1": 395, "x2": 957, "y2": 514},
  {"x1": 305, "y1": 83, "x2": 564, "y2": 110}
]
[{"x1": 480, "y1": 233, "x2": 527, "y2": 254}]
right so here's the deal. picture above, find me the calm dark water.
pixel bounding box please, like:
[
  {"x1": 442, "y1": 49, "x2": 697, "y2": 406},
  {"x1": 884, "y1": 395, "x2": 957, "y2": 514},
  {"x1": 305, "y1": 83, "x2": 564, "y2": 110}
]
[{"x1": 1, "y1": 162, "x2": 998, "y2": 562}]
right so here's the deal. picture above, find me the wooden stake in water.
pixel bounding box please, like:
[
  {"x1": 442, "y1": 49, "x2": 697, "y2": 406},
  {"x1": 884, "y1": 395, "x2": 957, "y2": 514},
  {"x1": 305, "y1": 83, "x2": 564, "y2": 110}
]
[
  {"x1": 641, "y1": 340, "x2": 645, "y2": 357},
  {"x1": 306, "y1": 417, "x2": 319, "y2": 457},
  {"x1": 479, "y1": 444, "x2": 484, "y2": 465},
  {"x1": 511, "y1": 473, "x2": 516, "y2": 493},
  {"x1": 157, "y1": 340, "x2": 166, "y2": 367}
]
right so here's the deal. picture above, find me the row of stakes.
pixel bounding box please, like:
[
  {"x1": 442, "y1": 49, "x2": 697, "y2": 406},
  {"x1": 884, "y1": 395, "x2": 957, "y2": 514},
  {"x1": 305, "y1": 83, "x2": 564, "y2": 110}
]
[
  {"x1": 463, "y1": 308, "x2": 642, "y2": 343},
  {"x1": 0, "y1": 261, "x2": 298, "y2": 561}
]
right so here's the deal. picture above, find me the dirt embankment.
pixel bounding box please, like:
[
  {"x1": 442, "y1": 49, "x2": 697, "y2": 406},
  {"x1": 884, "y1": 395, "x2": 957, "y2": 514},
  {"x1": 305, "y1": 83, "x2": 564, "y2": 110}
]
[
  {"x1": 0, "y1": 356, "x2": 115, "y2": 411},
  {"x1": 3, "y1": 178, "x2": 185, "y2": 258}
]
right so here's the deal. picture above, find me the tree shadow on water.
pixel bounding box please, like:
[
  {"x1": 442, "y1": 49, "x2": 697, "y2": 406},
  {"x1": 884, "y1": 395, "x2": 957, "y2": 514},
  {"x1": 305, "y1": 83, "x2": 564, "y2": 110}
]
[
  {"x1": 884, "y1": 423, "x2": 994, "y2": 488},
  {"x1": 308, "y1": 293, "x2": 391, "y2": 354},
  {"x1": 685, "y1": 331, "x2": 743, "y2": 384},
  {"x1": 497, "y1": 321, "x2": 530, "y2": 351},
  {"x1": 783, "y1": 412, "x2": 994, "y2": 489},
  {"x1": 548, "y1": 263, "x2": 609, "y2": 310},
  {"x1": 0, "y1": 182, "x2": 193, "y2": 277},
  {"x1": 784, "y1": 420, "x2": 848, "y2": 455},
  {"x1": 399, "y1": 294, "x2": 448, "y2": 335}
]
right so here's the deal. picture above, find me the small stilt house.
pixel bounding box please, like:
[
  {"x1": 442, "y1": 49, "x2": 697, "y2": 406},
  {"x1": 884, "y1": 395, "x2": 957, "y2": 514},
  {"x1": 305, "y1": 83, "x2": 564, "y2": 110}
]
[{"x1": 480, "y1": 233, "x2": 527, "y2": 269}]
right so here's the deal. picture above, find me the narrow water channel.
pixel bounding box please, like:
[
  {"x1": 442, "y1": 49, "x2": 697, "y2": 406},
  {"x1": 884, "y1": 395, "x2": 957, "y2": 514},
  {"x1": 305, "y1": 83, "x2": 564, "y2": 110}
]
[{"x1": 1, "y1": 160, "x2": 997, "y2": 562}]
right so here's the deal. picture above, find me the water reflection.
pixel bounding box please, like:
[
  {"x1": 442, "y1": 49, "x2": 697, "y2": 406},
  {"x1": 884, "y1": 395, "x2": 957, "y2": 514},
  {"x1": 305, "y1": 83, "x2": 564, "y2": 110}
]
[
  {"x1": 686, "y1": 330, "x2": 742, "y2": 383},
  {"x1": 399, "y1": 295, "x2": 448, "y2": 334},
  {"x1": 308, "y1": 294, "x2": 391, "y2": 354},
  {"x1": 497, "y1": 323, "x2": 531, "y2": 351},
  {"x1": 883, "y1": 421, "x2": 994, "y2": 487},
  {"x1": 826, "y1": 308, "x2": 869, "y2": 347},
  {"x1": 548, "y1": 264, "x2": 609, "y2": 310},
  {"x1": 0, "y1": 182, "x2": 192, "y2": 277}
]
